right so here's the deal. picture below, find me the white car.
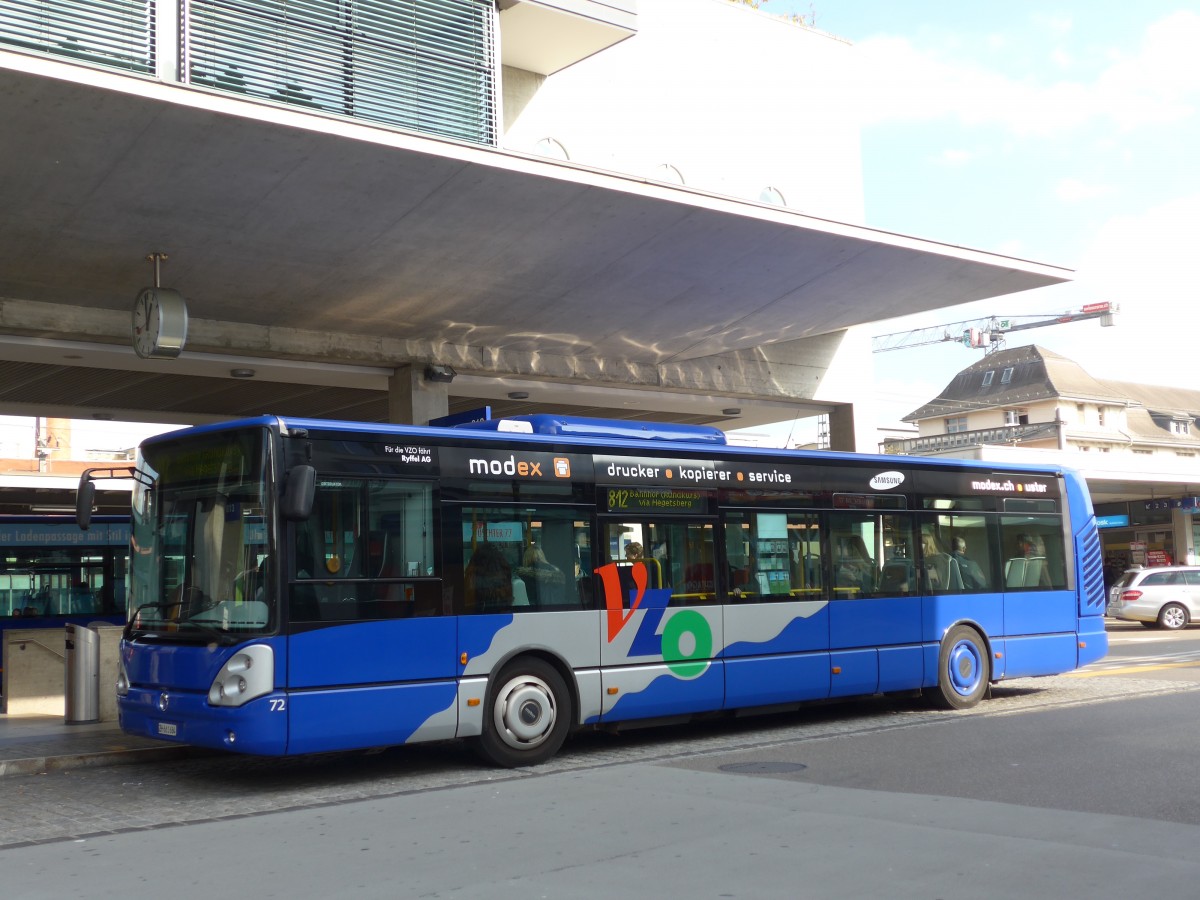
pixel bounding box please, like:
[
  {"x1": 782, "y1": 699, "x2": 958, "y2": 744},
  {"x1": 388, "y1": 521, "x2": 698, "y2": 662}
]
[{"x1": 1107, "y1": 566, "x2": 1200, "y2": 629}]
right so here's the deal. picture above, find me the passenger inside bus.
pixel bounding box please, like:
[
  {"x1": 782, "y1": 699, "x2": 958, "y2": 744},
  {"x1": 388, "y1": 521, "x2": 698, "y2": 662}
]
[
  {"x1": 465, "y1": 543, "x2": 514, "y2": 613},
  {"x1": 516, "y1": 544, "x2": 565, "y2": 607},
  {"x1": 834, "y1": 535, "x2": 874, "y2": 595},
  {"x1": 921, "y1": 533, "x2": 963, "y2": 593}
]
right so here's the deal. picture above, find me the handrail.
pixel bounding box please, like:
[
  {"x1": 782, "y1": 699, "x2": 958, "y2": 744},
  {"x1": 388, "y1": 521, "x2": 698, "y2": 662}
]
[
  {"x1": 7, "y1": 636, "x2": 66, "y2": 661},
  {"x1": 882, "y1": 421, "x2": 1059, "y2": 455}
]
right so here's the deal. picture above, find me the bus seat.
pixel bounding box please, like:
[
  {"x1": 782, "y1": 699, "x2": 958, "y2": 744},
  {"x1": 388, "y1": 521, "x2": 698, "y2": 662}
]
[
  {"x1": 1005, "y1": 557, "x2": 1046, "y2": 588},
  {"x1": 879, "y1": 559, "x2": 913, "y2": 594},
  {"x1": 923, "y1": 553, "x2": 963, "y2": 592}
]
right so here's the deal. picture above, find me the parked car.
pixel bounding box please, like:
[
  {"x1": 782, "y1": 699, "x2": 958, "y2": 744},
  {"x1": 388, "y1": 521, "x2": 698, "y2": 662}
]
[{"x1": 1107, "y1": 566, "x2": 1200, "y2": 629}]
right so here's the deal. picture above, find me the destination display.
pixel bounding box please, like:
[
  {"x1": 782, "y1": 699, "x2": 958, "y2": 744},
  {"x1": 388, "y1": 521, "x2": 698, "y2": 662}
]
[{"x1": 603, "y1": 486, "x2": 710, "y2": 514}]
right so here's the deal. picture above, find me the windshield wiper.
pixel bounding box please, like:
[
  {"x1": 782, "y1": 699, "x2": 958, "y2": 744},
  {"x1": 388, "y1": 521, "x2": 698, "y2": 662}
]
[
  {"x1": 124, "y1": 598, "x2": 237, "y2": 644},
  {"x1": 124, "y1": 600, "x2": 180, "y2": 639}
]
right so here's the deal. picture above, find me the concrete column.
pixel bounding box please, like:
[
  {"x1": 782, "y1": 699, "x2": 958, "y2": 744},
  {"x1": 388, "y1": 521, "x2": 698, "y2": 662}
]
[
  {"x1": 388, "y1": 365, "x2": 449, "y2": 425},
  {"x1": 827, "y1": 403, "x2": 867, "y2": 453}
]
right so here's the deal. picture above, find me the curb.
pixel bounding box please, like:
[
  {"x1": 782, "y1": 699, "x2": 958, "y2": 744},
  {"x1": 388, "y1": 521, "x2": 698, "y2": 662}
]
[{"x1": 0, "y1": 744, "x2": 201, "y2": 778}]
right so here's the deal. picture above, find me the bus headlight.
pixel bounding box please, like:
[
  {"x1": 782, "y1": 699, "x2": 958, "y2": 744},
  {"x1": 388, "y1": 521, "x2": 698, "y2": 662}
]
[{"x1": 207, "y1": 644, "x2": 274, "y2": 708}]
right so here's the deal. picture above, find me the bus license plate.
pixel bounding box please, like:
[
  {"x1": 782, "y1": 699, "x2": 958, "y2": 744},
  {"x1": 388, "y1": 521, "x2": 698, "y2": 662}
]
[{"x1": 157, "y1": 722, "x2": 178, "y2": 737}]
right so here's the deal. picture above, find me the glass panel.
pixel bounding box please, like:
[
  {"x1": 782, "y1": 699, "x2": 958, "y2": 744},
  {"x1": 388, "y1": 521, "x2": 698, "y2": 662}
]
[
  {"x1": 291, "y1": 478, "x2": 438, "y2": 620},
  {"x1": 131, "y1": 429, "x2": 271, "y2": 636},
  {"x1": 601, "y1": 519, "x2": 718, "y2": 606},
  {"x1": 724, "y1": 511, "x2": 823, "y2": 602},
  {"x1": 451, "y1": 505, "x2": 589, "y2": 613},
  {"x1": 187, "y1": 0, "x2": 495, "y2": 144},
  {"x1": 829, "y1": 511, "x2": 915, "y2": 598},
  {"x1": 917, "y1": 513, "x2": 994, "y2": 593},
  {"x1": 1000, "y1": 517, "x2": 1067, "y2": 590},
  {"x1": 0, "y1": 0, "x2": 154, "y2": 73}
]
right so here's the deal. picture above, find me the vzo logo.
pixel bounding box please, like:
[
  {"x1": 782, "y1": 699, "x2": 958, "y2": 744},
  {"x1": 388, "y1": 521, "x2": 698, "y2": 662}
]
[{"x1": 596, "y1": 563, "x2": 711, "y2": 679}]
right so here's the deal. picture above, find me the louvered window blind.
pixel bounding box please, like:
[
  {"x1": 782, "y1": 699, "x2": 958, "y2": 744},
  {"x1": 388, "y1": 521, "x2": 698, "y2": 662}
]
[
  {"x1": 0, "y1": 0, "x2": 155, "y2": 73},
  {"x1": 0, "y1": 1, "x2": 496, "y2": 145},
  {"x1": 186, "y1": 0, "x2": 496, "y2": 144}
]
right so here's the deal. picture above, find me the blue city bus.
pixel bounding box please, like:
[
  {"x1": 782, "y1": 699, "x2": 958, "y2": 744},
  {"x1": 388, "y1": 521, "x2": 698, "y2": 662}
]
[
  {"x1": 82, "y1": 415, "x2": 1107, "y2": 767},
  {"x1": 0, "y1": 515, "x2": 128, "y2": 683}
]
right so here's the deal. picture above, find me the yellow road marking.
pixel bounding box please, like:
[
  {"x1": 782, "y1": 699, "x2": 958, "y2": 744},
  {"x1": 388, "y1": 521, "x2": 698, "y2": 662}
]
[{"x1": 1069, "y1": 661, "x2": 1200, "y2": 677}]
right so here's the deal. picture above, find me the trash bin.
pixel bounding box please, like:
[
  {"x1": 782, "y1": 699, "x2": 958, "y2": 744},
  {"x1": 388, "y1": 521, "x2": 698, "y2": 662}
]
[{"x1": 64, "y1": 623, "x2": 100, "y2": 724}]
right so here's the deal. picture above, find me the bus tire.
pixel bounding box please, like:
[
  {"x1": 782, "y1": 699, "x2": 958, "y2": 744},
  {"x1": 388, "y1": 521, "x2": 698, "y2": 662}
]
[
  {"x1": 477, "y1": 657, "x2": 571, "y2": 768},
  {"x1": 930, "y1": 624, "x2": 990, "y2": 710}
]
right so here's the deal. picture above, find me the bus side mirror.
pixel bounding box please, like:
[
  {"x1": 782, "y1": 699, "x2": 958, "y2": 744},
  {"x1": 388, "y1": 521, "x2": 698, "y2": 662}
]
[
  {"x1": 282, "y1": 465, "x2": 316, "y2": 521},
  {"x1": 76, "y1": 477, "x2": 96, "y2": 531}
]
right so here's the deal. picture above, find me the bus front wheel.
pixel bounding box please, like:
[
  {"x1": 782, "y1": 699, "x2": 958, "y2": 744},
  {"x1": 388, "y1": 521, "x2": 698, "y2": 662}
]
[
  {"x1": 930, "y1": 625, "x2": 990, "y2": 710},
  {"x1": 477, "y1": 657, "x2": 571, "y2": 768}
]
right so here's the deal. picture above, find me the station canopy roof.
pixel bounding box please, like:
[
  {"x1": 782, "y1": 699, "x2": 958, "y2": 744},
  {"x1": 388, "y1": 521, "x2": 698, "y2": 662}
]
[{"x1": 0, "y1": 54, "x2": 1071, "y2": 429}]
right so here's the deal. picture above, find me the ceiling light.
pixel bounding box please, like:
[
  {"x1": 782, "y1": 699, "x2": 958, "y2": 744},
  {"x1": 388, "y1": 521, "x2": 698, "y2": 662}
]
[
  {"x1": 722, "y1": 407, "x2": 742, "y2": 416},
  {"x1": 231, "y1": 368, "x2": 256, "y2": 378},
  {"x1": 424, "y1": 364, "x2": 456, "y2": 383},
  {"x1": 508, "y1": 391, "x2": 529, "y2": 400}
]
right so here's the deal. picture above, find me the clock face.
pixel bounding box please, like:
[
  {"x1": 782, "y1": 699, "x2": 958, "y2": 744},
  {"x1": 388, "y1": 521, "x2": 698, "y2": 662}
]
[
  {"x1": 131, "y1": 288, "x2": 188, "y2": 359},
  {"x1": 131, "y1": 289, "x2": 160, "y2": 359}
]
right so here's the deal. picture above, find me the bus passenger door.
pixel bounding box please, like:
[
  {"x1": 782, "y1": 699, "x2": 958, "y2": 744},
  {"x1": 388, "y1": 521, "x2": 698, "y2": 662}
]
[
  {"x1": 596, "y1": 519, "x2": 724, "y2": 723},
  {"x1": 286, "y1": 478, "x2": 458, "y2": 755},
  {"x1": 722, "y1": 511, "x2": 832, "y2": 707},
  {"x1": 828, "y1": 511, "x2": 923, "y2": 697},
  {"x1": 1000, "y1": 517, "x2": 1078, "y2": 677}
]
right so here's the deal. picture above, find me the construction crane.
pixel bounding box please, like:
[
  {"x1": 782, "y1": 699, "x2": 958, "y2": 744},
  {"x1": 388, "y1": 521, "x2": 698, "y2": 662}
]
[{"x1": 872, "y1": 302, "x2": 1118, "y2": 354}]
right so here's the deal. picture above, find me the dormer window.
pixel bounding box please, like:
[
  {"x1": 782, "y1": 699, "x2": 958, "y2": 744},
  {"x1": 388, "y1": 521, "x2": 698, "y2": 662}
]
[
  {"x1": 982, "y1": 371, "x2": 994, "y2": 387},
  {"x1": 1171, "y1": 419, "x2": 1191, "y2": 435},
  {"x1": 1000, "y1": 367, "x2": 1014, "y2": 384}
]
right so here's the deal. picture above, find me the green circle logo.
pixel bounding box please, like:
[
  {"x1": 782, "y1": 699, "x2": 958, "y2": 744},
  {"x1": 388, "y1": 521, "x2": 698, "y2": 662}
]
[{"x1": 662, "y1": 610, "x2": 712, "y2": 679}]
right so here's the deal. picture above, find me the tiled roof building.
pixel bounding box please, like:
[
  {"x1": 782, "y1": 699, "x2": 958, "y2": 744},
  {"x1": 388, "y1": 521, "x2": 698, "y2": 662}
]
[{"x1": 893, "y1": 345, "x2": 1200, "y2": 457}]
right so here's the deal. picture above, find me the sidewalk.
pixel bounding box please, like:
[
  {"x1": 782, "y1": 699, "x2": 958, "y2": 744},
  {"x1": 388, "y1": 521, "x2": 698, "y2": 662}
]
[{"x1": 0, "y1": 713, "x2": 195, "y2": 777}]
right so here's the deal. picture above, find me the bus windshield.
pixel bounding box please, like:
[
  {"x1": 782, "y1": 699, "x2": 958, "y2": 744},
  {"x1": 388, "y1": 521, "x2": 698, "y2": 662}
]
[{"x1": 129, "y1": 427, "x2": 271, "y2": 639}]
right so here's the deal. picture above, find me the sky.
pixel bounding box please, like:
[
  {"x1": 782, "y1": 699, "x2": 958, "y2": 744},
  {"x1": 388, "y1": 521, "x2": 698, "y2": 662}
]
[
  {"x1": 760, "y1": 0, "x2": 1200, "y2": 434},
  {"x1": 4, "y1": 2, "x2": 1198, "y2": 455}
]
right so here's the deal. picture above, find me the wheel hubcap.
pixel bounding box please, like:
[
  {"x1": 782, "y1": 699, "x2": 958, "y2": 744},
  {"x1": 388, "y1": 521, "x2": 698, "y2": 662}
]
[
  {"x1": 493, "y1": 674, "x2": 557, "y2": 750},
  {"x1": 948, "y1": 640, "x2": 982, "y2": 696}
]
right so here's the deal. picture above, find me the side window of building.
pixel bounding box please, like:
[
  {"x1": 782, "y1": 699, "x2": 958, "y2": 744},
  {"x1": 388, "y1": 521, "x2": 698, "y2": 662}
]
[
  {"x1": 723, "y1": 511, "x2": 823, "y2": 601},
  {"x1": 829, "y1": 512, "x2": 915, "y2": 598}
]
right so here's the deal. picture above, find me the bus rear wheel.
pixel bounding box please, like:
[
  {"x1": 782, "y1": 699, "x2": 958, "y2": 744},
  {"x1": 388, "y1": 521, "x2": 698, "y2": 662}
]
[
  {"x1": 930, "y1": 624, "x2": 990, "y2": 710},
  {"x1": 477, "y1": 657, "x2": 571, "y2": 768}
]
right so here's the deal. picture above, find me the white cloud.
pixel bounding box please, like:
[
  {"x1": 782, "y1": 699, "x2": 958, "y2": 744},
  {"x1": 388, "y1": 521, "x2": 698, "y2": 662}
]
[
  {"x1": 851, "y1": 10, "x2": 1200, "y2": 136},
  {"x1": 1095, "y1": 11, "x2": 1200, "y2": 130},
  {"x1": 1031, "y1": 13, "x2": 1074, "y2": 36},
  {"x1": 937, "y1": 148, "x2": 973, "y2": 166},
  {"x1": 1055, "y1": 178, "x2": 1111, "y2": 202},
  {"x1": 1037, "y1": 192, "x2": 1200, "y2": 385}
]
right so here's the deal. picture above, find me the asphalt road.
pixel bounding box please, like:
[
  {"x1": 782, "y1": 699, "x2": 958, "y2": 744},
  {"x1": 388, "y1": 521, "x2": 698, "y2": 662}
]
[{"x1": 4, "y1": 621, "x2": 1200, "y2": 899}]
